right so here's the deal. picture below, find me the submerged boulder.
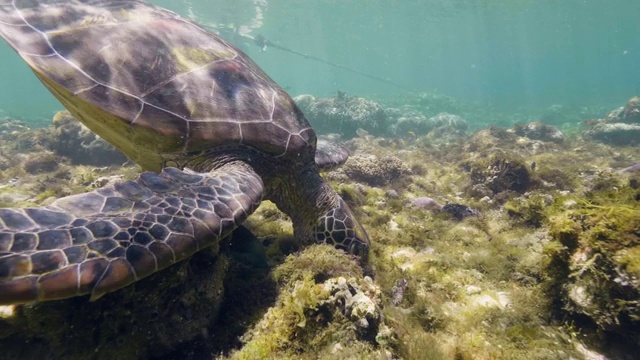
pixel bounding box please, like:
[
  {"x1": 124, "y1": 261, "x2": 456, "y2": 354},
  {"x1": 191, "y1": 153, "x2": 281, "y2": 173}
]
[
  {"x1": 586, "y1": 122, "x2": 640, "y2": 145},
  {"x1": 604, "y1": 96, "x2": 640, "y2": 124},
  {"x1": 586, "y1": 97, "x2": 640, "y2": 145}
]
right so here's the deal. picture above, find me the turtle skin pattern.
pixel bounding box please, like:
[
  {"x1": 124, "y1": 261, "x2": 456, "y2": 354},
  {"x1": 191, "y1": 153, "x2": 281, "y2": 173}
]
[{"x1": 0, "y1": 166, "x2": 263, "y2": 304}]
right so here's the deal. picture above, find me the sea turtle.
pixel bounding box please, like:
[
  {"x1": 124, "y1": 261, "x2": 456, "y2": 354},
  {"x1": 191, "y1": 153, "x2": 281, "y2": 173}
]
[{"x1": 0, "y1": 0, "x2": 370, "y2": 305}]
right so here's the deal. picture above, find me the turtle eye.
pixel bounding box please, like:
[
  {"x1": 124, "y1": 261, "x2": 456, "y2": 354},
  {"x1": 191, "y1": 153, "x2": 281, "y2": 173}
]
[{"x1": 315, "y1": 198, "x2": 370, "y2": 259}]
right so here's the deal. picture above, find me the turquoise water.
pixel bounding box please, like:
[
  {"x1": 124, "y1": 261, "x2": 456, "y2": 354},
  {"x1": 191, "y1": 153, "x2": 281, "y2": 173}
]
[{"x1": 0, "y1": 0, "x2": 638, "y2": 123}]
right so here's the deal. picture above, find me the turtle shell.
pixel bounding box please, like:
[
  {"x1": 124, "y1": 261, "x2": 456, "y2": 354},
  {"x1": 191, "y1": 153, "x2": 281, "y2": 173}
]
[{"x1": 0, "y1": 1, "x2": 316, "y2": 171}]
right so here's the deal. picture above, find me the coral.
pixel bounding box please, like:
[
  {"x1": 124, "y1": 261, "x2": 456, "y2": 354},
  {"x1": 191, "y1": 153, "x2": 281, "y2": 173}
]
[
  {"x1": 303, "y1": 92, "x2": 390, "y2": 138},
  {"x1": 414, "y1": 112, "x2": 469, "y2": 145}
]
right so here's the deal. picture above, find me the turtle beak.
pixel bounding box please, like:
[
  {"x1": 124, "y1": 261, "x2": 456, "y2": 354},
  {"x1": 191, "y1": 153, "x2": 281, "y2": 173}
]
[{"x1": 315, "y1": 197, "x2": 370, "y2": 260}]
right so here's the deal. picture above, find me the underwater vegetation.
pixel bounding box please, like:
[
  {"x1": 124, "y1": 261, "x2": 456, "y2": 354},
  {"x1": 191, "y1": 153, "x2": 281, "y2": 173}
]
[
  {"x1": 0, "y1": 94, "x2": 639, "y2": 359},
  {"x1": 543, "y1": 172, "x2": 640, "y2": 348}
]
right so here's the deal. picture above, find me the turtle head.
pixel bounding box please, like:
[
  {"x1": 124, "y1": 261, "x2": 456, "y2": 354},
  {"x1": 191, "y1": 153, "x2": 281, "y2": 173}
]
[{"x1": 315, "y1": 197, "x2": 370, "y2": 259}]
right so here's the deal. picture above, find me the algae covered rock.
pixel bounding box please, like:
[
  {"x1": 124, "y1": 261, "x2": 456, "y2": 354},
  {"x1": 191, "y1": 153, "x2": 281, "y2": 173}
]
[
  {"x1": 228, "y1": 245, "x2": 393, "y2": 359},
  {"x1": 604, "y1": 96, "x2": 640, "y2": 124},
  {"x1": 340, "y1": 154, "x2": 412, "y2": 187},
  {"x1": 0, "y1": 248, "x2": 228, "y2": 359},
  {"x1": 542, "y1": 176, "x2": 640, "y2": 347},
  {"x1": 42, "y1": 111, "x2": 128, "y2": 166},
  {"x1": 586, "y1": 122, "x2": 640, "y2": 145},
  {"x1": 465, "y1": 155, "x2": 532, "y2": 196},
  {"x1": 514, "y1": 122, "x2": 564, "y2": 143},
  {"x1": 587, "y1": 97, "x2": 640, "y2": 145},
  {"x1": 22, "y1": 151, "x2": 60, "y2": 174},
  {"x1": 302, "y1": 91, "x2": 389, "y2": 138}
]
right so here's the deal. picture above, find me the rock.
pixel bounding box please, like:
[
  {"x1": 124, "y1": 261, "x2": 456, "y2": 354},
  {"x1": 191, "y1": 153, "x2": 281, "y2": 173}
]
[
  {"x1": 385, "y1": 189, "x2": 400, "y2": 199},
  {"x1": 303, "y1": 92, "x2": 389, "y2": 138},
  {"x1": 293, "y1": 94, "x2": 316, "y2": 111},
  {"x1": 514, "y1": 122, "x2": 564, "y2": 143},
  {"x1": 586, "y1": 122, "x2": 640, "y2": 145},
  {"x1": 604, "y1": 97, "x2": 640, "y2": 124},
  {"x1": 404, "y1": 197, "x2": 443, "y2": 211},
  {"x1": 465, "y1": 285, "x2": 482, "y2": 295},
  {"x1": 544, "y1": 187, "x2": 640, "y2": 347},
  {"x1": 603, "y1": 106, "x2": 624, "y2": 124},
  {"x1": 42, "y1": 111, "x2": 128, "y2": 166},
  {"x1": 466, "y1": 156, "x2": 532, "y2": 195},
  {"x1": 619, "y1": 163, "x2": 640, "y2": 174},
  {"x1": 90, "y1": 174, "x2": 124, "y2": 188},
  {"x1": 588, "y1": 97, "x2": 640, "y2": 145},
  {"x1": 342, "y1": 154, "x2": 412, "y2": 186},
  {"x1": 22, "y1": 152, "x2": 60, "y2": 174},
  {"x1": 232, "y1": 245, "x2": 393, "y2": 358},
  {"x1": 441, "y1": 203, "x2": 478, "y2": 220}
]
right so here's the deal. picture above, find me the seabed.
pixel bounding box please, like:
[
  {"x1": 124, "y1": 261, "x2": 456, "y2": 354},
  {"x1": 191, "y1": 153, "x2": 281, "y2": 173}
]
[{"x1": 0, "y1": 93, "x2": 639, "y2": 359}]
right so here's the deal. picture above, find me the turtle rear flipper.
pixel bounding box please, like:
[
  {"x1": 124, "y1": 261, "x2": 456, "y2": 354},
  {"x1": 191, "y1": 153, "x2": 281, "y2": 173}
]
[{"x1": 0, "y1": 164, "x2": 263, "y2": 304}]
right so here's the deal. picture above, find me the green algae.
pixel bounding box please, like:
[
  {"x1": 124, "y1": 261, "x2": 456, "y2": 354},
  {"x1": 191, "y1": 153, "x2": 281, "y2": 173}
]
[
  {"x1": 226, "y1": 245, "x2": 392, "y2": 360},
  {"x1": 1, "y1": 96, "x2": 640, "y2": 360},
  {"x1": 541, "y1": 173, "x2": 640, "y2": 348}
]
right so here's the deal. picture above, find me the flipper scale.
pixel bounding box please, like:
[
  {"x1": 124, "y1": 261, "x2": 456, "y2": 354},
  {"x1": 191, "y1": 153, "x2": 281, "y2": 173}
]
[{"x1": 0, "y1": 165, "x2": 263, "y2": 304}]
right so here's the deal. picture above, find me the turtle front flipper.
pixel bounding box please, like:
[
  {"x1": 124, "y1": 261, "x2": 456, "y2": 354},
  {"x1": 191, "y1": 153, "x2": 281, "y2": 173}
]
[
  {"x1": 315, "y1": 197, "x2": 370, "y2": 259},
  {"x1": 0, "y1": 164, "x2": 263, "y2": 305},
  {"x1": 315, "y1": 139, "x2": 350, "y2": 171}
]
